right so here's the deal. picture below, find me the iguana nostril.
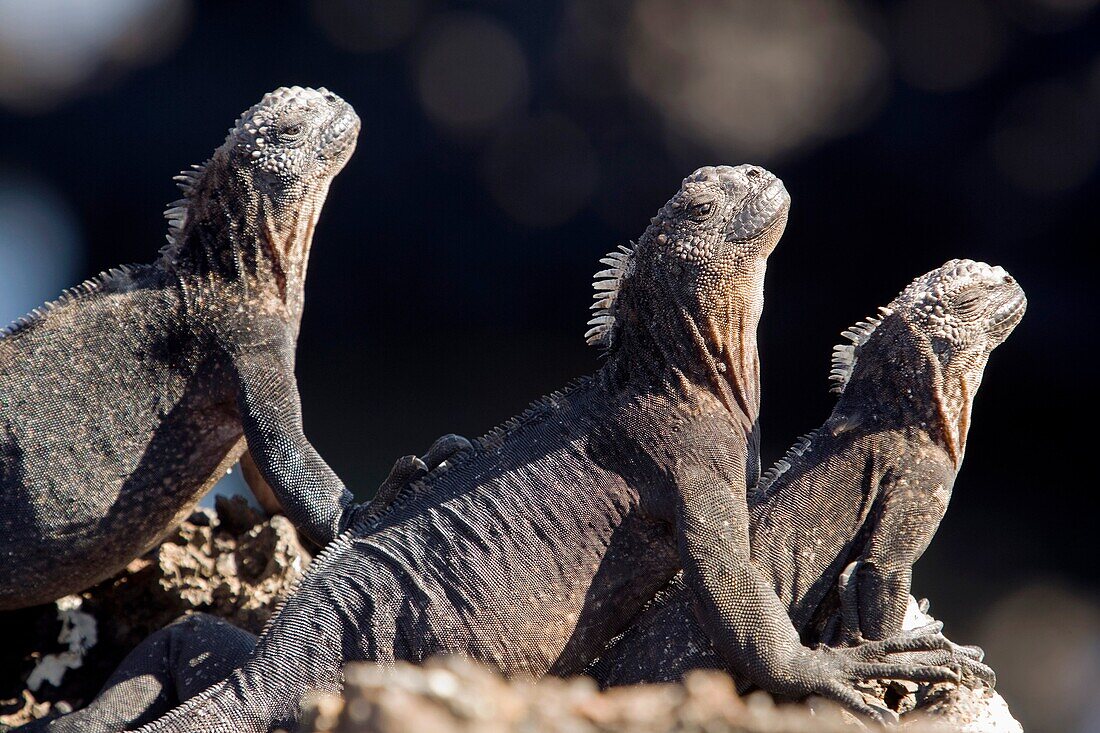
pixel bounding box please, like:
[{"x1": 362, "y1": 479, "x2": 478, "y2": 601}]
[
  {"x1": 747, "y1": 168, "x2": 761, "y2": 178},
  {"x1": 1003, "y1": 275, "x2": 1014, "y2": 285}
]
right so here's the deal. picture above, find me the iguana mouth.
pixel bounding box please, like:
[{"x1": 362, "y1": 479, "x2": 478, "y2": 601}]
[
  {"x1": 728, "y1": 175, "x2": 790, "y2": 242},
  {"x1": 989, "y1": 290, "x2": 1027, "y2": 335},
  {"x1": 320, "y1": 102, "x2": 360, "y2": 161}
]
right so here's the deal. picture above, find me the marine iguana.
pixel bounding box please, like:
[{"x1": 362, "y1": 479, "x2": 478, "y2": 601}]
[
  {"x1": 590, "y1": 259, "x2": 1025, "y2": 689},
  {"x1": 0, "y1": 86, "x2": 360, "y2": 609},
  {"x1": 68, "y1": 164, "x2": 960, "y2": 733}
]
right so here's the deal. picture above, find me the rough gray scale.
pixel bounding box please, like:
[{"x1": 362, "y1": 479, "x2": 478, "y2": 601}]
[
  {"x1": 0, "y1": 86, "x2": 360, "y2": 609},
  {"x1": 34, "y1": 165, "x2": 975, "y2": 733},
  {"x1": 589, "y1": 259, "x2": 1026, "y2": 690}
]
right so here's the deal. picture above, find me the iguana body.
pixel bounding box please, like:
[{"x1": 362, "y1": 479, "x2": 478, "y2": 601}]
[
  {"x1": 0, "y1": 87, "x2": 360, "y2": 609},
  {"x1": 591, "y1": 260, "x2": 1025, "y2": 688},
  {"x1": 42, "y1": 164, "x2": 962, "y2": 733}
]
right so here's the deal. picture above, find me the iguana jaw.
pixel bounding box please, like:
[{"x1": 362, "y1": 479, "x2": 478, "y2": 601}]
[{"x1": 934, "y1": 288, "x2": 1025, "y2": 466}]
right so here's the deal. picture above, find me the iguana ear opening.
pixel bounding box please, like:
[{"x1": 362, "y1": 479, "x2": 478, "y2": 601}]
[{"x1": 826, "y1": 412, "x2": 863, "y2": 437}]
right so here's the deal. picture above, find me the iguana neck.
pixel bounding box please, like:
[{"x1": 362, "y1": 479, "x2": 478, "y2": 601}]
[
  {"x1": 835, "y1": 317, "x2": 973, "y2": 470},
  {"x1": 606, "y1": 259, "x2": 765, "y2": 434},
  {"x1": 160, "y1": 164, "x2": 328, "y2": 322}
]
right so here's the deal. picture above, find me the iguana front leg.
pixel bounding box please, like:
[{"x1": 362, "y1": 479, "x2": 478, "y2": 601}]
[{"x1": 232, "y1": 345, "x2": 355, "y2": 547}]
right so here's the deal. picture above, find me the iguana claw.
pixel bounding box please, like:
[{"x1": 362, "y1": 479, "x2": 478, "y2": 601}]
[
  {"x1": 422, "y1": 433, "x2": 473, "y2": 471},
  {"x1": 365, "y1": 434, "x2": 473, "y2": 518}
]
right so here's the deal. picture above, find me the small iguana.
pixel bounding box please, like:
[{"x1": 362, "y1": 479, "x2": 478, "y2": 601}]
[
  {"x1": 590, "y1": 259, "x2": 1026, "y2": 689},
  {"x1": 0, "y1": 86, "x2": 360, "y2": 610},
  {"x1": 62, "y1": 164, "x2": 962, "y2": 733}
]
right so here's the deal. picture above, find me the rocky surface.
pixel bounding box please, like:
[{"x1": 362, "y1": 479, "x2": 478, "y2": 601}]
[
  {"x1": 0, "y1": 496, "x2": 312, "y2": 729},
  {"x1": 298, "y1": 657, "x2": 856, "y2": 733},
  {"x1": 295, "y1": 656, "x2": 1020, "y2": 733}
]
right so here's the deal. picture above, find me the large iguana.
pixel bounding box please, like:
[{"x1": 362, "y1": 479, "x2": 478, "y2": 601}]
[
  {"x1": 47, "y1": 164, "x2": 961, "y2": 733},
  {"x1": 0, "y1": 86, "x2": 360, "y2": 609},
  {"x1": 590, "y1": 259, "x2": 1025, "y2": 689}
]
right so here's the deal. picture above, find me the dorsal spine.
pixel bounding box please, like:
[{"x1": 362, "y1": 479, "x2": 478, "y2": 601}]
[{"x1": 585, "y1": 244, "x2": 635, "y2": 349}]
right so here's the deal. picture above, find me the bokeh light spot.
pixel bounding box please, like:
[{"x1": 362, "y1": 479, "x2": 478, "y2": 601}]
[
  {"x1": 980, "y1": 582, "x2": 1100, "y2": 732},
  {"x1": 891, "y1": 0, "x2": 1007, "y2": 93},
  {"x1": 312, "y1": 0, "x2": 423, "y2": 53},
  {"x1": 625, "y1": 0, "x2": 888, "y2": 159},
  {"x1": 415, "y1": 13, "x2": 529, "y2": 132},
  {"x1": 990, "y1": 80, "x2": 1100, "y2": 195},
  {"x1": 0, "y1": 172, "x2": 84, "y2": 328},
  {"x1": 1005, "y1": 0, "x2": 1098, "y2": 32},
  {"x1": 0, "y1": 0, "x2": 190, "y2": 113},
  {"x1": 482, "y1": 113, "x2": 598, "y2": 228}
]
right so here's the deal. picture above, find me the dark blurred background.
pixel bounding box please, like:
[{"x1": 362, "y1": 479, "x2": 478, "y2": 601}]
[{"x1": 0, "y1": 0, "x2": 1096, "y2": 729}]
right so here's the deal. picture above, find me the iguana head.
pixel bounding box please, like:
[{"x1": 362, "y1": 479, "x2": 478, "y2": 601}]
[
  {"x1": 224, "y1": 86, "x2": 359, "y2": 200},
  {"x1": 830, "y1": 259, "x2": 1026, "y2": 464},
  {"x1": 165, "y1": 86, "x2": 360, "y2": 308},
  {"x1": 590, "y1": 165, "x2": 789, "y2": 425}
]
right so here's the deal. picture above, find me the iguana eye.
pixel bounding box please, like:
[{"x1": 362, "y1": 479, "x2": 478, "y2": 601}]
[
  {"x1": 954, "y1": 291, "x2": 983, "y2": 314},
  {"x1": 280, "y1": 123, "x2": 305, "y2": 141},
  {"x1": 690, "y1": 201, "x2": 714, "y2": 221}
]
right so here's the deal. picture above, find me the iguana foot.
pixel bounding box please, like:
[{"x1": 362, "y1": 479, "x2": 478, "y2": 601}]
[
  {"x1": 777, "y1": 635, "x2": 962, "y2": 725},
  {"x1": 834, "y1": 623, "x2": 995, "y2": 688},
  {"x1": 374, "y1": 454, "x2": 430, "y2": 504},
  {"x1": 365, "y1": 434, "x2": 473, "y2": 518},
  {"x1": 893, "y1": 597, "x2": 994, "y2": 685}
]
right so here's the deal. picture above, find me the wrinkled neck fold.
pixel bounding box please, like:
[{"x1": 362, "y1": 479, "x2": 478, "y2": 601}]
[
  {"x1": 164, "y1": 167, "x2": 328, "y2": 323},
  {"x1": 609, "y1": 259, "x2": 765, "y2": 435},
  {"x1": 934, "y1": 359, "x2": 987, "y2": 470}
]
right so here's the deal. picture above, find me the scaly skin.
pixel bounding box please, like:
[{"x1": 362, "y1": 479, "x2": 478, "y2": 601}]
[
  {"x1": 15, "y1": 435, "x2": 470, "y2": 733},
  {"x1": 0, "y1": 87, "x2": 360, "y2": 609},
  {"x1": 590, "y1": 260, "x2": 1025, "y2": 690},
  {"x1": 50, "y1": 164, "x2": 960, "y2": 733}
]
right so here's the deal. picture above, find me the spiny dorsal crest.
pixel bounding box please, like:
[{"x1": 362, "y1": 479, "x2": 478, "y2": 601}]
[
  {"x1": 828, "y1": 305, "x2": 895, "y2": 394},
  {"x1": 1, "y1": 265, "x2": 141, "y2": 339},
  {"x1": 753, "y1": 430, "x2": 819, "y2": 500},
  {"x1": 585, "y1": 244, "x2": 635, "y2": 349},
  {"x1": 158, "y1": 163, "x2": 206, "y2": 263}
]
